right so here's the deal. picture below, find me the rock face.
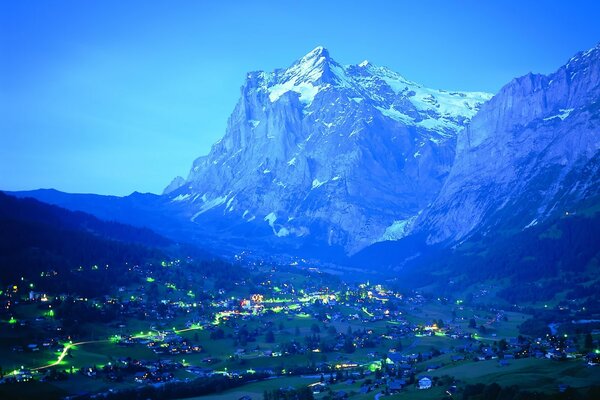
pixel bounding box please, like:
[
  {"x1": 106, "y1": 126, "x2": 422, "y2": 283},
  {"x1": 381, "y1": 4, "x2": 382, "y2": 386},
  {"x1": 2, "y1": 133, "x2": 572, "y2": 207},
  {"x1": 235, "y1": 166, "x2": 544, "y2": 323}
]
[
  {"x1": 419, "y1": 43, "x2": 600, "y2": 243},
  {"x1": 166, "y1": 47, "x2": 491, "y2": 253},
  {"x1": 162, "y1": 176, "x2": 185, "y2": 195}
]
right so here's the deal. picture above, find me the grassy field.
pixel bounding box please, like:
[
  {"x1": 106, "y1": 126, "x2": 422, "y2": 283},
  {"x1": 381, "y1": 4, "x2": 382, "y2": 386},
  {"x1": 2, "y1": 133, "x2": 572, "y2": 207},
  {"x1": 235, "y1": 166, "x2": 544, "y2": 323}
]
[
  {"x1": 179, "y1": 357, "x2": 600, "y2": 400},
  {"x1": 180, "y1": 376, "x2": 318, "y2": 400},
  {"x1": 430, "y1": 358, "x2": 600, "y2": 393},
  {"x1": 179, "y1": 375, "x2": 452, "y2": 400}
]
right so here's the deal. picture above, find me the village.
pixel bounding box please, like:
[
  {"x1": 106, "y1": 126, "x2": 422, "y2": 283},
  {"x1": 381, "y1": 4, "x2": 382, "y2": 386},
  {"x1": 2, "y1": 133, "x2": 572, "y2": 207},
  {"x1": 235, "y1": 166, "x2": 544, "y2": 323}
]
[{"x1": 0, "y1": 257, "x2": 599, "y2": 399}]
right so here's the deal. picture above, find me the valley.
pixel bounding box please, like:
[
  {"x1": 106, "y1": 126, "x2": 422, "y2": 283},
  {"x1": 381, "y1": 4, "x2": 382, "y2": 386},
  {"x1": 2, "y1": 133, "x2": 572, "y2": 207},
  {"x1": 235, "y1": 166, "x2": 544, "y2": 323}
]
[
  {"x1": 1, "y1": 254, "x2": 598, "y2": 399},
  {"x1": 2, "y1": 6, "x2": 600, "y2": 399}
]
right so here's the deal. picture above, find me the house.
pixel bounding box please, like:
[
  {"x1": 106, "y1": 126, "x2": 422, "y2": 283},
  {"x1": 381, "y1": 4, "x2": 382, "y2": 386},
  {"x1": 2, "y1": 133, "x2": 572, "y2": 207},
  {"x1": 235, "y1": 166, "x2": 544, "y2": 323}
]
[
  {"x1": 388, "y1": 379, "x2": 406, "y2": 393},
  {"x1": 418, "y1": 377, "x2": 432, "y2": 390},
  {"x1": 386, "y1": 351, "x2": 404, "y2": 365},
  {"x1": 308, "y1": 382, "x2": 327, "y2": 394},
  {"x1": 546, "y1": 350, "x2": 563, "y2": 360},
  {"x1": 565, "y1": 347, "x2": 578, "y2": 358},
  {"x1": 398, "y1": 362, "x2": 412, "y2": 370},
  {"x1": 134, "y1": 372, "x2": 147, "y2": 383},
  {"x1": 586, "y1": 352, "x2": 600, "y2": 366},
  {"x1": 534, "y1": 351, "x2": 545, "y2": 359}
]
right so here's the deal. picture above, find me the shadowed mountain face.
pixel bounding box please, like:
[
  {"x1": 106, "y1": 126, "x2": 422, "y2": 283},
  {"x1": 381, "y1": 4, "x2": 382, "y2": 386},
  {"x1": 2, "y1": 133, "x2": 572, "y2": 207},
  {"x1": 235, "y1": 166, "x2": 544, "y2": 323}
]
[
  {"x1": 418, "y1": 44, "x2": 600, "y2": 244},
  {"x1": 166, "y1": 47, "x2": 491, "y2": 253}
]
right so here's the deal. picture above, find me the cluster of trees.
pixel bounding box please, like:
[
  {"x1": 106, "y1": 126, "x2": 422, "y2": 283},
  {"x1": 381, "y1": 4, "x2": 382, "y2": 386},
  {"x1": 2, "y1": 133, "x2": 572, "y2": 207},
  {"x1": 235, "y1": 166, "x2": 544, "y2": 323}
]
[
  {"x1": 0, "y1": 217, "x2": 156, "y2": 296},
  {"x1": 263, "y1": 387, "x2": 314, "y2": 400},
  {"x1": 0, "y1": 193, "x2": 254, "y2": 300},
  {"x1": 462, "y1": 382, "x2": 600, "y2": 400},
  {"x1": 0, "y1": 193, "x2": 171, "y2": 247},
  {"x1": 69, "y1": 373, "x2": 270, "y2": 400},
  {"x1": 390, "y1": 210, "x2": 600, "y2": 306},
  {"x1": 0, "y1": 194, "x2": 170, "y2": 296}
]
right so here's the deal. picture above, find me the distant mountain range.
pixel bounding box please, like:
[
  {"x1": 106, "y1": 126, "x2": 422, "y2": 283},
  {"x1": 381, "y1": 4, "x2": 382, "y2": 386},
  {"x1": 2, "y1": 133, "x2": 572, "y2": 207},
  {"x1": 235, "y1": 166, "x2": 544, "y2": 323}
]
[{"x1": 7, "y1": 43, "x2": 600, "y2": 267}]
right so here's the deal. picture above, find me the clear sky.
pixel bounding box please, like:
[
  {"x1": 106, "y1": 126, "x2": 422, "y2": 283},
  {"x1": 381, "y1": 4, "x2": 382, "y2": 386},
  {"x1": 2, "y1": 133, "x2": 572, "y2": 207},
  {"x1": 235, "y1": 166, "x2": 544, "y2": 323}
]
[{"x1": 1, "y1": 1, "x2": 599, "y2": 196}]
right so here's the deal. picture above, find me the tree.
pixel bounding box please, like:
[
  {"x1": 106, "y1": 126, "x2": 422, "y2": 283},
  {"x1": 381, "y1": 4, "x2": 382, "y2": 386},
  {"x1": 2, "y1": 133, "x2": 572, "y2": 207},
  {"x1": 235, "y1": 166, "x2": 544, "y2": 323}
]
[
  {"x1": 375, "y1": 368, "x2": 382, "y2": 379},
  {"x1": 463, "y1": 383, "x2": 485, "y2": 399},
  {"x1": 343, "y1": 337, "x2": 355, "y2": 353},
  {"x1": 395, "y1": 339, "x2": 403, "y2": 351},
  {"x1": 265, "y1": 330, "x2": 275, "y2": 343},
  {"x1": 497, "y1": 385, "x2": 519, "y2": 400},
  {"x1": 210, "y1": 328, "x2": 225, "y2": 340},
  {"x1": 585, "y1": 333, "x2": 594, "y2": 350},
  {"x1": 469, "y1": 318, "x2": 477, "y2": 329},
  {"x1": 311, "y1": 323, "x2": 320, "y2": 334},
  {"x1": 483, "y1": 383, "x2": 501, "y2": 400},
  {"x1": 498, "y1": 338, "x2": 508, "y2": 351}
]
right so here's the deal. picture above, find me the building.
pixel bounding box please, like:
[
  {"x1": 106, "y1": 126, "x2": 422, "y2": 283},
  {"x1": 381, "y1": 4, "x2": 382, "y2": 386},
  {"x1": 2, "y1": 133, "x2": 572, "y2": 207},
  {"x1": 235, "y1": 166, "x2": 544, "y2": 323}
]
[{"x1": 418, "y1": 377, "x2": 432, "y2": 390}]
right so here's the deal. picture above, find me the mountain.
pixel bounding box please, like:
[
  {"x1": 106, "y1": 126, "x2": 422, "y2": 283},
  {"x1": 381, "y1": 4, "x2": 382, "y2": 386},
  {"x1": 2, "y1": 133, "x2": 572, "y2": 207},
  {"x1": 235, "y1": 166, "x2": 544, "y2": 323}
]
[
  {"x1": 353, "y1": 199, "x2": 600, "y2": 309},
  {"x1": 415, "y1": 43, "x2": 600, "y2": 244},
  {"x1": 166, "y1": 46, "x2": 491, "y2": 254},
  {"x1": 0, "y1": 192, "x2": 170, "y2": 295},
  {"x1": 8, "y1": 44, "x2": 599, "y2": 264},
  {"x1": 163, "y1": 176, "x2": 186, "y2": 195},
  {"x1": 0, "y1": 191, "x2": 172, "y2": 248}
]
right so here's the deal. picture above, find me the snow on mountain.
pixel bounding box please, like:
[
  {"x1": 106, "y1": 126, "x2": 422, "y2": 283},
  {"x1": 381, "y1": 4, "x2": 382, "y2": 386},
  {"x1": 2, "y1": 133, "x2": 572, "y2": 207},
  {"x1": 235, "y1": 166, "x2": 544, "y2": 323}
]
[
  {"x1": 256, "y1": 46, "x2": 489, "y2": 134},
  {"x1": 165, "y1": 46, "x2": 491, "y2": 253}
]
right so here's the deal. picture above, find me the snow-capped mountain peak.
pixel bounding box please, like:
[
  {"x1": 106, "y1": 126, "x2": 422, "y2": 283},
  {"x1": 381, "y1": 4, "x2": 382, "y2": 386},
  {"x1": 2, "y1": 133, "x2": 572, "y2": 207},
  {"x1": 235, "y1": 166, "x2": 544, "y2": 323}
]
[
  {"x1": 265, "y1": 46, "x2": 338, "y2": 104},
  {"x1": 255, "y1": 47, "x2": 491, "y2": 135},
  {"x1": 166, "y1": 47, "x2": 492, "y2": 253}
]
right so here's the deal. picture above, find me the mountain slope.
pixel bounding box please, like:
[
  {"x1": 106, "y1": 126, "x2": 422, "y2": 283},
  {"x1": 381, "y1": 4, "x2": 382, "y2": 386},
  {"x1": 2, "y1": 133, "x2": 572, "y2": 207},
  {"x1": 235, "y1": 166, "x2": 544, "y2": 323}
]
[
  {"x1": 0, "y1": 192, "x2": 172, "y2": 247},
  {"x1": 416, "y1": 43, "x2": 600, "y2": 244},
  {"x1": 167, "y1": 47, "x2": 491, "y2": 253},
  {"x1": 0, "y1": 193, "x2": 170, "y2": 295},
  {"x1": 353, "y1": 201, "x2": 600, "y2": 310}
]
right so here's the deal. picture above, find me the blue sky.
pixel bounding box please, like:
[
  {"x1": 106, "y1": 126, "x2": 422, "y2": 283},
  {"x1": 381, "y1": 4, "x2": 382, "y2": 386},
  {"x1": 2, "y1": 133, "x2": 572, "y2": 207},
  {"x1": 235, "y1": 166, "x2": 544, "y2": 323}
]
[{"x1": 1, "y1": 1, "x2": 599, "y2": 195}]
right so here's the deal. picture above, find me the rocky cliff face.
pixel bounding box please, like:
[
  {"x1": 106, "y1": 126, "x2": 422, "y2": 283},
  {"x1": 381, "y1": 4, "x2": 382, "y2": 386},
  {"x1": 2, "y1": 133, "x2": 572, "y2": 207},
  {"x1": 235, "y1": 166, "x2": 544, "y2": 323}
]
[
  {"x1": 419, "y1": 43, "x2": 600, "y2": 243},
  {"x1": 166, "y1": 47, "x2": 491, "y2": 253},
  {"x1": 162, "y1": 176, "x2": 185, "y2": 195}
]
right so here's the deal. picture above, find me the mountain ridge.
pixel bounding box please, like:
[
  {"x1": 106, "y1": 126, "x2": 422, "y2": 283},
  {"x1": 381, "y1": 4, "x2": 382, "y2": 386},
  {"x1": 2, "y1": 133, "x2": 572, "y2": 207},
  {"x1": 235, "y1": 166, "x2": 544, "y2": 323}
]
[
  {"x1": 5, "y1": 43, "x2": 600, "y2": 262},
  {"x1": 168, "y1": 46, "x2": 492, "y2": 253},
  {"x1": 416, "y1": 41, "x2": 600, "y2": 245}
]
